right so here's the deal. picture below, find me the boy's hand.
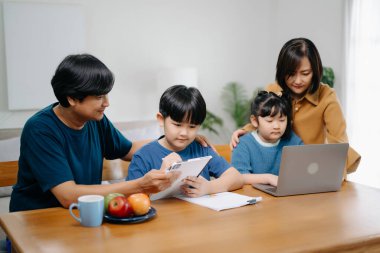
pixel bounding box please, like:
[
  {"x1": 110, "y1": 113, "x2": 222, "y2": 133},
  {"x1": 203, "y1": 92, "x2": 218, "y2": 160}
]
[
  {"x1": 160, "y1": 153, "x2": 182, "y2": 172},
  {"x1": 181, "y1": 176, "x2": 210, "y2": 197}
]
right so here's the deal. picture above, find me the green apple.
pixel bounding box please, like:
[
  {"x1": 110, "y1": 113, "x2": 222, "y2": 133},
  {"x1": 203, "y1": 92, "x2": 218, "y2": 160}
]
[{"x1": 104, "y1": 193, "x2": 125, "y2": 212}]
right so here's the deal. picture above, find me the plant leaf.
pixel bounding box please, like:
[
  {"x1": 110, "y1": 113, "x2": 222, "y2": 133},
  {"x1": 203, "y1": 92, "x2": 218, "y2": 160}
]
[
  {"x1": 201, "y1": 110, "x2": 223, "y2": 135},
  {"x1": 221, "y1": 82, "x2": 250, "y2": 128}
]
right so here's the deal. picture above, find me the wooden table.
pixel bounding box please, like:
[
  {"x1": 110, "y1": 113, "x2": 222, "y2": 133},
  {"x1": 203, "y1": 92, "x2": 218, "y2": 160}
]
[{"x1": 2, "y1": 181, "x2": 380, "y2": 253}]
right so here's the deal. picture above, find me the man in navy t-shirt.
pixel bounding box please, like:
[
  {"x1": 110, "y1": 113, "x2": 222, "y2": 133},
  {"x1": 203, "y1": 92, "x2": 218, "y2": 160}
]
[{"x1": 10, "y1": 54, "x2": 176, "y2": 212}]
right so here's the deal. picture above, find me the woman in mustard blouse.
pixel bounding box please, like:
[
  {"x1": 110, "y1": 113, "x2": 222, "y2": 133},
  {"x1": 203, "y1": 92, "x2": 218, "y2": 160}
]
[{"x1": 230, "y1": 38, "x2": 360, "y2": 174}]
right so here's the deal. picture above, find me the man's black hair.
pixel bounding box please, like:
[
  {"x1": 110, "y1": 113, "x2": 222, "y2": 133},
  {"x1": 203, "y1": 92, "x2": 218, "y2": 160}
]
[{"x1": 51, "y1": 54, "x2": 114, "y2": 107}]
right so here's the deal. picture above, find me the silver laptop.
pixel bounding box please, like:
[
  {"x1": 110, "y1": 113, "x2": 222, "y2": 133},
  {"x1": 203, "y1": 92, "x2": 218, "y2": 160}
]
[{"x1": 253, "y1": 143, "x2": 349, "y2": 196}]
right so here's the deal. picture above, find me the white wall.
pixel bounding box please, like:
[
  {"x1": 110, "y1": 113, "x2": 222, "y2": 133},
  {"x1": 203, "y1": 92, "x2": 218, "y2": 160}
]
[{"x1": 0, "y1": 0, "x2": 345, "y2": 143}]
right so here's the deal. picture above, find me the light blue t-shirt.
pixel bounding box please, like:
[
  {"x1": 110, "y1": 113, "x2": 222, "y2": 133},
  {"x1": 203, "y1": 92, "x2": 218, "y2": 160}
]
[
  {"x1": 127, "y1": 140, "x2": 230, "y2": 181},
  {"x1": 231, "y1": 131, "x2": 303, "y2": 175}
]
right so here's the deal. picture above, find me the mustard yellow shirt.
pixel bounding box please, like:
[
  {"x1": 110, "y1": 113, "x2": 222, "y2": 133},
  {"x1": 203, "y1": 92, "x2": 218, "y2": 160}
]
[{"x1": 243, "y1": 82, "x2": 361, "y2": 173}]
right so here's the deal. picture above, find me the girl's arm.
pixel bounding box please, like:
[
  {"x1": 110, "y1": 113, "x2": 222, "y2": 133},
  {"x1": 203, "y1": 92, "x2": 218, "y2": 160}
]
[{"x1": 242, "y1": 173, "x2": 278, "y2": 186}]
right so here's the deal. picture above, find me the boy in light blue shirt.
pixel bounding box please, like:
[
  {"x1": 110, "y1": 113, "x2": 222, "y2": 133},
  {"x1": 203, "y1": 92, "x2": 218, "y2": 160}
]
[{"x1": 127, "y1": 85, "x2": 243, "y2": 197}]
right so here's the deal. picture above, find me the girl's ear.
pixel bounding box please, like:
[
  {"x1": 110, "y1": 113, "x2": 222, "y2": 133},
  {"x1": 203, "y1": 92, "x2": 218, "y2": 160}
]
[
  {"x1": 156, "y1": 112, "x2": 164, "y2": 127},
  {"x1": 250, "y1": 115, "x2": 259, "y2": 128}
]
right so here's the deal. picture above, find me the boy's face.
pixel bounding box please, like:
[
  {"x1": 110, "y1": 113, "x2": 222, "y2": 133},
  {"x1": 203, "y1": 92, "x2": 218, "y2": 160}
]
[
  {"x1": 157, "y1": 113, "x2": 200, "y2": 152},
  {"x1": 250, "y1": 110, "x2": 287, "y2": 143}
]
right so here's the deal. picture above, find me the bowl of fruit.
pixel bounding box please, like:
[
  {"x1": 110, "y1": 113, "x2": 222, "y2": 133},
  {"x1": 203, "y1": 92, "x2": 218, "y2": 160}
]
[{"x1": 104, "y1": 193, "x2": 156, "y2": 224}]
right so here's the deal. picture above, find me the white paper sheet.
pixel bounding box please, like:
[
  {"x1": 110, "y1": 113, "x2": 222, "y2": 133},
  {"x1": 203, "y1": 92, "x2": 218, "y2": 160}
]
[{"x1": 176, "y1": 192, "x2": 262, "y2": 211}]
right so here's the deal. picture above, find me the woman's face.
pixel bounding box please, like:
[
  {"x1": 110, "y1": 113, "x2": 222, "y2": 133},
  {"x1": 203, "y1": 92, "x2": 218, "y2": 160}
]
[{"x1": 285, "y1": 57, "x2": 313, "y2": 99}]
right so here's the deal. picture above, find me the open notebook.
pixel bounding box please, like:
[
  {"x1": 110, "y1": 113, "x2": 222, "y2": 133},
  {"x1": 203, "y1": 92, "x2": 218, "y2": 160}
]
[{"x1": 176, "y1": 192, "x2": 262, "y2": 211}]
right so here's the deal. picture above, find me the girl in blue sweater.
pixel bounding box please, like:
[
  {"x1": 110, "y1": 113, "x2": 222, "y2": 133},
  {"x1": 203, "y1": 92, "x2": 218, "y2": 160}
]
[{"x1": 231, "y1": 91, "x2": 303, "y2": 186}]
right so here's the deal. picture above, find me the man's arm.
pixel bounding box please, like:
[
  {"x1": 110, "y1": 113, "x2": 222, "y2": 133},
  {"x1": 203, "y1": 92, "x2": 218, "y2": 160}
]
[
  {"x1": 122, "y1": 139, "x2": 151, "y2": 161},
  {"x1": 51, "y1": 169, "x2": 174, "y2": 208}
]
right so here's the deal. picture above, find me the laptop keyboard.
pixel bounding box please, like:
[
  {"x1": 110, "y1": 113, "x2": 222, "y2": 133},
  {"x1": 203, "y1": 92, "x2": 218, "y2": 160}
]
[{"x1": 266, "y1": 187, "x2": 277, "y2": 192}]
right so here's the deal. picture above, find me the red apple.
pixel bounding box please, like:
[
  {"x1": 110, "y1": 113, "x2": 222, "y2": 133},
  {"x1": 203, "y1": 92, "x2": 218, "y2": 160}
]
[
  {"x1": 104, "y1": 193, "x2": 125, "y2": 212},
  {"x1": 107, "y1": 196, "x2": 134, "y2": 218},
  {"x1": 127, "y1": 193, "x2": 151, "y2": 216}
]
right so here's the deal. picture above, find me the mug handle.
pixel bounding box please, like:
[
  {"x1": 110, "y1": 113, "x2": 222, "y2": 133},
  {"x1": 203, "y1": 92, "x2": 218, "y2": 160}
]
[{"x1": 69, "y1": 203, "x2": 81, "y2": 223}]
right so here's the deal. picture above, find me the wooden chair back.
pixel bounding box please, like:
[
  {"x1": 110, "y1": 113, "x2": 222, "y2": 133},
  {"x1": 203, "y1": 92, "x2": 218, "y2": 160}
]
[
  {"x1": 102, "y1": 159, "x2": 130, "y2": 181},
  {"x1": 214, "y1": 144, "x2": 232, "y2": 163},
  {"x1": 0, "y1": 159, "x2": 127, "y2": 186},
  {"x1": 0, "y1": 161, "x2": 19, "y2": 187}
]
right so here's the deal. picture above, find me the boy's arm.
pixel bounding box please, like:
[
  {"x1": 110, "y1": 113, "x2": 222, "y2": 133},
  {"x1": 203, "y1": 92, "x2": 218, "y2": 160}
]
[
  {"x1": 181, "y1": 167, "x2": 243, "y2": 197},
  {"x1": 207, "y1": 167, "x2": 244, "y2": 193},
  {"x1": 127, "y1": 154, "x2": 148, "y2": 181}
]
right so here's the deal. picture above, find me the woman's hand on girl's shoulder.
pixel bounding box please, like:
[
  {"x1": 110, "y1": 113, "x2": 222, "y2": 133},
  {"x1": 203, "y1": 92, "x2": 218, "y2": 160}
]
[{"x1": 230, "y1": 129, "x2": 248, "y2": 149}]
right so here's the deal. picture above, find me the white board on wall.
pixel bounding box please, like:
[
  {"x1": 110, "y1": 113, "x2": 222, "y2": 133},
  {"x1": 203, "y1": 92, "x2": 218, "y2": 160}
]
[{"x1": 3, "y1": 2, "x2": 85, "y2": 110}]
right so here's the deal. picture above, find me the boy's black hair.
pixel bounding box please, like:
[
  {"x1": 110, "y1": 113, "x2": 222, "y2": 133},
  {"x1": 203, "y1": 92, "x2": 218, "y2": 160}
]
[
  {"x1": 276, "y1": 38, "x2": 323, "y2": 95},
  {"x1": 159, "y1": 85, "x2": 206, "y2": 125},
  {"x1": 51, "y1": 54, "x2": 114, "y2": 107},
  {"x1": 251, "y1": 90, "x2": 292, "y2": 139}
]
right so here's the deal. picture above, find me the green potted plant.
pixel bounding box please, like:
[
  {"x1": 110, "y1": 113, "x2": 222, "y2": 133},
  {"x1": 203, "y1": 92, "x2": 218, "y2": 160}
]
[
  {"x1": 201, "y1": 111, "x2": 223, "y2": 135},
  {"x1": 221, "y1": 82, "x2": 252, "y2": 129},
  {"x1": 322, "y1": 66, "x2": 335, "y2": 88}
]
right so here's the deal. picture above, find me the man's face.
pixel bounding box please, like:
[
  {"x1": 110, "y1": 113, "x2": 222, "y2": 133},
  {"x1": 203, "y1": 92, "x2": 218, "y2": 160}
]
[{"x1": 71, "y1": 95, "x2": 109, "y2": 122}]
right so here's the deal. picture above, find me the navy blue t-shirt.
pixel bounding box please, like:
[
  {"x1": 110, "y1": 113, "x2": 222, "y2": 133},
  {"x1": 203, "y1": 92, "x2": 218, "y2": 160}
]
[{"x1": 10, "y1": 103, "x2": 132, "y2": 212}]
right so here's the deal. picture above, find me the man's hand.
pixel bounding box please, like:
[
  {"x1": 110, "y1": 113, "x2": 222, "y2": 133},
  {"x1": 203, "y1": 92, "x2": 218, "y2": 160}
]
[
  {"x1": 137, "y1": 169, "x2": 178, "y2": 194},
  {"x1": 195, "y1": 135, "x2": 217, "y2": 152},
  {"x1": 137, "y1": 153, "x2": 182, "y2": 194}
]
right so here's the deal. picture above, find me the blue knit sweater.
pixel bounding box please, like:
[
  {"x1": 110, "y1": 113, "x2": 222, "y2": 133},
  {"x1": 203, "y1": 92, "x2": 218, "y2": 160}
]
[{"x1": 231, "y1": 131, "x2": 303, "y2": 175}]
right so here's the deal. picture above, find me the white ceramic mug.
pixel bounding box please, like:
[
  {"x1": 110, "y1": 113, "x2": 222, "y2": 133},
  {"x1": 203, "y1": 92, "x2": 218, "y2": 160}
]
[{"x1": 69, "y1": 195, "x2": 104, "y2": 227}]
